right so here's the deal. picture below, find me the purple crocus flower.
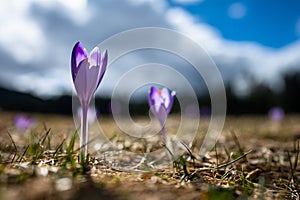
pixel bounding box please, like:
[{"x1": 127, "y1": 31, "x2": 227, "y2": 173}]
[
  {"x1": 269, "y1": 107, "x2": 284, "y2": 122},
  {"x1": 14, "y1": 114, "x2": 35, "y2": 131},
  {"x1": 77, "y1": 106, "x2": 98, "y2": 125},
  {"x1": 71, "y1": 41, "x2": 107, "y2": 161},
  {"x1": 148, "y1": 86, "x2": 176, "y2": 142}
]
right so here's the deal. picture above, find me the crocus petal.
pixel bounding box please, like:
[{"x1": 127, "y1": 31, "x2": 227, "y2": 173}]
[
  {"x1": 148, "y1": 86, "x2": 164, "y2": 113},
  {"x1": 160, "y1": 88, "x2": 171, "y2": 110},
  {"x1": 148, "y1": 86, "x2": 176, "y2": 126},
  {"x1": 160, "y1": 88, "x2": 176, "y2": 114},
  {"x1": 89, "y1": 46, "x2": 100, "y2": 67},
  {"x1": 87, "y1": 49, "x2": 108, "y2": 96},
  {"x1": 96, "y1": 50, "x2": 108, "y2": 88},
  {"x1": 155, "y1": 105, "x2": 168, "y2": 126},
  {"x1": 75, "y1": 65, "x2": 99, "y2": 105},
  {"x1": 148, "y1": 86, "x2": 157, "y2": 109},
  {"x1": 71, "y1": 41, "x2": 88, "y2": 82},
  {"x1": 74, "y1": 60, "x2": 100, "y2": 106},
  {"x1": 148, "y1": 87, "x2": 166, "y2": 125},
  {"x1": 167, "y1": 91, "x2": 176, "y2": 114},
  {"x1": 74, "y1": 60, "x2": 89, "y2": 105},
  {"x1": 85, "y1": 65, "x2": 102, "y2": 103}
]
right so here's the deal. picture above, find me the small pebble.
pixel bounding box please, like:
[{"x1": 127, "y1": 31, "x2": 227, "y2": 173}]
[
  {"x1": 55, "y1": 178, "x2": 72, "y2": 191},
  {"x1": 150, "y1": 176, "x2": 159, "y2": 184},
  {"x1": 36, "y1": 167, "x2": 48, "y2": 177}
]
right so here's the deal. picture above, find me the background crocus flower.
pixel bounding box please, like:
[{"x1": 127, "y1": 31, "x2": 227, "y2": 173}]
[
  {"x1": 77, "y1": 106, "x2": 98, "y2": 125},
  {"x1": 269, "y1": 106, "x2": 284, "y2": 122},
  {"x1": 71, "y1": 41, "x2": 107, "y2": 161},
  {"x1": 14, "y1": 114, "x2": 35, "y2": 131},
  {"x1": 148, "y1": 86, "x2": 176, "y2": 143}
]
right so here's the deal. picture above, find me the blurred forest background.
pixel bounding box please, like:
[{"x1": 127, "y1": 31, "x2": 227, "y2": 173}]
[
  {"x1": 0, "y1": 0, "x2": 299, "y2": 116},
  {"x1": 0, "y1": 70, "x2": 299, "y2": 115}
]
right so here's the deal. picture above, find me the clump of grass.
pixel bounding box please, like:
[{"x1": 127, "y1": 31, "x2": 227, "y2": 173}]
[
  {"x1": 0, "y1": 126, "x2": 92, "y2": 185},
  {"x1": 25, "y1": 128, "x2": 52, "y2": 163},
  {"x1": 284, "y1": 140, "x2": 300, "y2": 199},
  {"x1": 171, "y1": 132, "x2": 256, "y2": 198}
]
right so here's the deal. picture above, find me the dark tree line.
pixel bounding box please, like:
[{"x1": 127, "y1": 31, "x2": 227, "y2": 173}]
[
  {"x1": 225, "y1": 72, "x2": 300, "y2": 114},
  {"x1": 0, "y1": 72, "x2": 299, "y2": 115}
]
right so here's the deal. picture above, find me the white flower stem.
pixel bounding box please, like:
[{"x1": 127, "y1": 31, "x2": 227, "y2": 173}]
[
  {"x1": 161, "y1": 125, "x2": 174, "y2": 161},
  {"x1": 80, "y1": 104, "x2": 88, "y2": 163},
  {"x1": 161, "y1": 125, "x2": 167, "y2": 143}
]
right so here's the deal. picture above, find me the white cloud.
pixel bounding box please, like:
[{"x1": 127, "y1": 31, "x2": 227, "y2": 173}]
[
  {"x1": 0, "y1": 0, "x2": 299, "y2": 98},
  {"x1": 165, "y1": 7, "x2": 300, "y2": 90},
  {"x1": 57, "y1": 0, "x2": 91, "y2": 25},
  {"x1": 58, "y1": 0, "x2": 87, "y2": 11},
  {"x1": 0, "y1": 0, "x2": 91, "y2": 65},
  {"x1": 33, "y1": 0, "x2": 91, "y2": 25},
  {"x1": 166, "y1": 8, "x2": 221, "y2": 49},
  {"x1": 127, "y1": 0, "x2": 167, "y2": 13},
  {"x1": 0, "y1": 0, "x2": 46, "y2": 64}
]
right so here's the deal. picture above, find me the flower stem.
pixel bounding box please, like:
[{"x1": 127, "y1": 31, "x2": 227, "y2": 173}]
[
  {"x1": 80, "y1": 104, "x2": 88, "y2": 163},
  {"x1": 161, "y1": 125, "x2": 174, "y2": 161},
  {"x1": 161, "y1": 125, "x2": 167, "y2": 143}
]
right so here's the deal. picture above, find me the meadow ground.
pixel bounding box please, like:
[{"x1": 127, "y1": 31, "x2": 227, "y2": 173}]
[{"x1": 0, "y1": 112, "x2": 300, "y2": 200}]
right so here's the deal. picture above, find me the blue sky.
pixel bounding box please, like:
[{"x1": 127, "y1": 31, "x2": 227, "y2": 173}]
[
  {"x1": 0, "y1": 0, "x2": 299, "y2": 98},
  {"x1": 170, "y1": 0, "x2": 300, "y2": 48}
]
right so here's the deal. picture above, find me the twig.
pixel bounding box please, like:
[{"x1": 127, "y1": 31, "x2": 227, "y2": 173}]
[
  {"x1": 53, "y1": 139, "x2": 65, "y2": 157},
  {"x1": 216, "y1": 150, "x2": 252, "y2": 168},
  {"x1": 7, "y1": 131, "x2": 18, "y2": 163},
  {"x1": 39, "y1": 128, "x2": 51, "y2": 147},
  {"x1": 180, "y1": 141, "x2": 195, "y2": 158},
  {"x1": 189, "y1": 150, "x2": 252, "y2": 178},
  {"x1": 130, "y1": 144, "x2": 152, "y2": 170},
  {"x1": 18, "y1": 145, "x2": 29, "y2": 163}
]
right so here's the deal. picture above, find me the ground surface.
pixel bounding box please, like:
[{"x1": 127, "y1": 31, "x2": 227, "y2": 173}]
[{"x1": 0, "y1": 112, "x2": 300, "y2": 200}]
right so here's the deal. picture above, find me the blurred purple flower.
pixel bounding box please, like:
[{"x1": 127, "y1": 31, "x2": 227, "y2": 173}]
[
  {"x1": 14, "y1": 114, "x2": 35, "y2": 130},
  {"x1": 109, "y1": 100, "x2": 121, "y2": 115},
  {"x1": 77, "y1": 107, "x2": 98, "y2": 124},
  {"x1": 269, "y1": 107, "x2": 284, "y2": 122},
  {"x1": 200, "y1": 106, "x2": 211, "y2": 117},
  {"x1": 184, "y1": 104, "x2": 199, "y2": 118},
  {"x1": 148, "y1": 86, "x2": 176, "y2": 141},
  {"x1": 71, "y1": 41, "x2": 108, "y2": 161}
]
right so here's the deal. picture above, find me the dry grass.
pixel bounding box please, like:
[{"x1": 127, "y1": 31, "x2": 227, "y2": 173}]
[{"x1": 0, "y1": 112, "x2": 300, "y2": 200}]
